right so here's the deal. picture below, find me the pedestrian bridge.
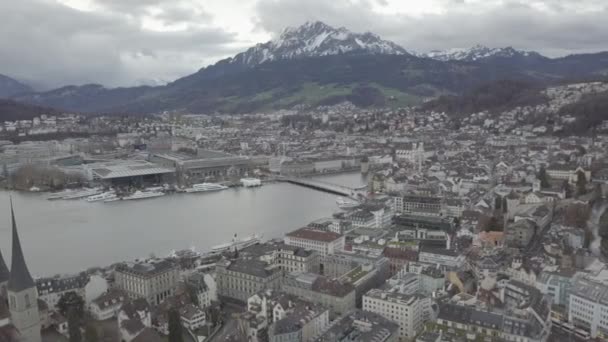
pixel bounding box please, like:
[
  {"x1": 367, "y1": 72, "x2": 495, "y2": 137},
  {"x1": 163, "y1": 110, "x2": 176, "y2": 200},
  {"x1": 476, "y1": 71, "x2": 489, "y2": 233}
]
[{"x1": 284, "y1": 177, "x2": 367, "y2": 199}]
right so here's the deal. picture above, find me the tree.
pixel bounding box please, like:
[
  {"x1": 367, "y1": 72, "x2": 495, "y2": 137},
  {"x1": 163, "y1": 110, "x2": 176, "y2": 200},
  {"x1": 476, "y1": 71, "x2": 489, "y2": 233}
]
[
  {"x1": 59, "y1": 291, "x2": 86, "y2": 342},
  {"x1": 57, "y1": 291, "x2": 85, "y2": 318},
  {"x1": 68, "y1": 308, "x2": 82, "y2": 342},
  {"x1": 537, "y1": 166, "x2": 550, "y2": 189},
  {"x1": 564, "y1": 203, "x2": 590, "y2": 229},
  {"x1": 577, "y1": 170, "x2": 588, "y2": 196},
  {"x1": 84, "y1": 324, "x2": 99, "y2": 342},
  {"x1": 185, "y1": 282, "x2": 199, "y2": 307},
  {"x1": 576, "y1": 145, "x2": 587, "y2": 156},
  {"x1": 206, "y1": 305, "x2": 221, "y2": 327},
  {"x1": 563, "y1": 180, "x2": 573, "y2": 199},
  {"x1": 477, "y1": 215, "x2": 501, "y2": 232},
  {"x1": 168, "y1": 309, "x2": 184, "y2": 342}
]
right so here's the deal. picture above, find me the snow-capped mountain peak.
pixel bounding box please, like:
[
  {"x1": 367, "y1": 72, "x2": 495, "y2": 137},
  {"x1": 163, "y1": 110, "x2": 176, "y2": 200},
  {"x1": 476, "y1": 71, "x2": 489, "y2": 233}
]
[
  {"x1": 420, "y1": 44, "x2": 546, "y2": 62},
  {"x1": 229, "y1": 21, "x2": 409, "y2": 66}
]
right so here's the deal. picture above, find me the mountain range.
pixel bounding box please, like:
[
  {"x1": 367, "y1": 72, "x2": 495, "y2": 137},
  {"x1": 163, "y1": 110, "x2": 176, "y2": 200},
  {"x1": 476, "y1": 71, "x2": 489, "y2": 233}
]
[
  {"x1": 0, "y1": 74, "x2": 33, "y2": 98},
  {"x1": 420, "y1": 45, "x2": 547, "y2": 62},
  {"x1": 227, "y1": 21, "x2": 408, "y2": 67},
  {"x1": 5, "y1": 21, "x2": 608, "y2": 115}
]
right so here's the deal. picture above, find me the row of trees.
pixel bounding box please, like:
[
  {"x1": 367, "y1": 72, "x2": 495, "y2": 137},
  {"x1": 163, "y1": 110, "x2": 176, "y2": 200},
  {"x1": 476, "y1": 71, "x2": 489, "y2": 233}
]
[{"x1": 5, "y1": 164, "x2": 85, "y2": 191}]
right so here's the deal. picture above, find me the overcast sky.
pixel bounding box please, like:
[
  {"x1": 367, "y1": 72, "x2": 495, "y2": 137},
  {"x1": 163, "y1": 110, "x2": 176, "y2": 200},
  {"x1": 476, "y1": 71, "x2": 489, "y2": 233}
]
[{"x1": 1, "y1": 0, "x2": 607, "y2": 90}]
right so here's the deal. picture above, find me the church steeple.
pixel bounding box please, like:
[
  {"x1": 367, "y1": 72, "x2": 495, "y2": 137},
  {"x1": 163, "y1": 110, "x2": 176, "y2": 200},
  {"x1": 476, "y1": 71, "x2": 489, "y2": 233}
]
[
  {"x1": 7, "y1": 199, "x2": 35, "y2": 292},
  {"x1": 6, "y1": 198, "x2": 41, "y2": 342},
  {"x1": 0, "y1": 247, "x2": 9, "y2": 285},
  {"x1": 0, "y1": 247, "x2": 9, "y2": 297}
]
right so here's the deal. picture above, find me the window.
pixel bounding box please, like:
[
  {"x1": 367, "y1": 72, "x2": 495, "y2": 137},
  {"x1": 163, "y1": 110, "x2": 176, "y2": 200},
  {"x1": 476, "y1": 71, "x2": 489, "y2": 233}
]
[
  {"x1": 9, "y1": 295, "x2": 16, "y2": 310},
  {"x1": 25, "y1": 294, "x2": 32, "y2": 308}
]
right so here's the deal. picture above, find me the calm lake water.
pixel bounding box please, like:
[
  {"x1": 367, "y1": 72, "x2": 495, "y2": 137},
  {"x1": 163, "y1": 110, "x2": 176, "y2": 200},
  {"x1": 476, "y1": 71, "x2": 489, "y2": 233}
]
[{"x1": 0, "y1": 173, "x2": 367, "y2": 276}]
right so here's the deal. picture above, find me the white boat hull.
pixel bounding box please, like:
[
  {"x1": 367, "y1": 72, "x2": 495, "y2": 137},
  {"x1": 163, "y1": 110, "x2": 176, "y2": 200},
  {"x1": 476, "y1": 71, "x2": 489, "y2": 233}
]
[
  {"x1": 123, "y1": 193, "x2": 165, "y2": 201},
  {"x1": 184, "y1": 183, "x2": 228, "y2": 193},
  {"x1": 86, "y1": 192, "x2": 116, "y2": 202},
  {"x1": 210, "y1": 234, "x2": 262, "y2": 253},
  {"x1": 241, "y1": 178, "x2": 262, "y2": 187}
]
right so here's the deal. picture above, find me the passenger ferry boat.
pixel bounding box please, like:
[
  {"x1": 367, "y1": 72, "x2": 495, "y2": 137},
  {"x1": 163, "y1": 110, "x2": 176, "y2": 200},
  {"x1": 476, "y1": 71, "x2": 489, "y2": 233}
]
[
  {"x1": 184, "y1": 183, "x2": 229, "y2": 193},
  {"x1": 62, "y1": 188, "x2": 103, "y2": 200},
  {"x1": 209, "y1": 233, "x2": 263, "y2": 254},
  {"x1": 47, "y1": 189, "x2": 74, "y2": 200},
  {"x1": 121, "y1": 190, "x2": 165, "y2": 201},
  {"x1": 86, "y1": 191, "x2": 117, "y2": 203},
  {"x1": 240, "y1": 178, "x2": 262, "y2": 187},
  {"x1": 336, "y1": 197, "x2": 360, "y2": 209}
]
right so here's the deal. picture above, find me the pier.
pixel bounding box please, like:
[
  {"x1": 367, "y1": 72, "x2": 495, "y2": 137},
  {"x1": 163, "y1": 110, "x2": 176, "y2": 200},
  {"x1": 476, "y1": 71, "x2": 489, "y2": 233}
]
[{"x1": 283, "y1": 177, "x2": 366, "y2": 199}]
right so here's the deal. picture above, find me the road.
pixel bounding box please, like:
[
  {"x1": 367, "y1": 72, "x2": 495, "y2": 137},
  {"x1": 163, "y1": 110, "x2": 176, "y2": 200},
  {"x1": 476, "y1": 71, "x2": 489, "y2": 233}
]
[
  {"x1": 209, "y1": 302, "x2": 247, "y2": 342},
  {"x1": 550, "y1": 326, "x2": 588, "y2": 342}
]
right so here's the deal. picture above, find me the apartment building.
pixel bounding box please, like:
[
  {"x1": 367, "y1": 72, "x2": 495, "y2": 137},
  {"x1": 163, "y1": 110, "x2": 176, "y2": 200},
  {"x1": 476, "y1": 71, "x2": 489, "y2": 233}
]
[
  {"x1": 36, "y1": 273, "x2": 89, "y2": 311},
  {"x1": 363, "y1": 289, "x2": 427, "y2": 339},
  {"x1": 215, "y1": 258, "x2": 283, "y2": 302},
  {"x1": 569, "y1": 273, "x2": 608, "y2": 338},
  {"x1": 285, "y1": 228, "x2": 345, "y2": 256},
  {"x1": 114, "y1": 260, "x2": 179, "y2": 306}
]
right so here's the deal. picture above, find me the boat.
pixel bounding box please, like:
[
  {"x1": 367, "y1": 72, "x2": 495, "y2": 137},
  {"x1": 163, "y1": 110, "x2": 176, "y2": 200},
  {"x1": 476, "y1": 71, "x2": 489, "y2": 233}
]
[
  {"x1": 104, "y1": 196, "x2": 122, "y2": 203},
  {"x1": 122, "y1": 190, "x2": 165, "y2": 201},
  {"x1": 336, "y1": 197, "x2": 360, "y2": 209},
  {"x1": 62, "y1": 188, "x2": 103, "y2": 200},
  {"x1": 240, "y1": 178, "x2": 262, "y2": 187},
  {"x1": 47, "y1": 189, "x2": 74, "y2": 200},
  {"x1": 86, "y1": 191, "x2": 117, "y2": 203},
  {"x1": 168, "y1": 247, "x2": 199, "y2": 259},
  {"x1": 184, "y1": 183, "x2": 229, "y2": 193},
  {"x1": 209, "y1": 233, "x2": 263, "y2": 254}
]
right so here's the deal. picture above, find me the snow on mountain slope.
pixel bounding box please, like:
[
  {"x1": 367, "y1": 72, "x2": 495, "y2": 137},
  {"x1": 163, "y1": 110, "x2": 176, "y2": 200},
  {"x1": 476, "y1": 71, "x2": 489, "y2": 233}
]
[
  {"x1": 420, "y1": 45, "x2": 546, "y2": 62},
  {"x1": 228, "y1": 21, "x2": 410, "y2": 66}
]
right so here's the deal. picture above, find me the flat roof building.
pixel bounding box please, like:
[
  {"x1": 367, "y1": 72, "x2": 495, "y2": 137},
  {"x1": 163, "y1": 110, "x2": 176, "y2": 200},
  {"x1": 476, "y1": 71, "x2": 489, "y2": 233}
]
[
  {"x1": 314, "y1": 309, "x2": 399, "y2": 342},
  {"x1": 285, "y1": 228, "x2": 345, "y2": 256},
  {"x1": 86, "y1": 160, "x2": 175, "y2": 186},
  {"x1": 150, "y1": 150, "x2": 253, "y2": 182}
]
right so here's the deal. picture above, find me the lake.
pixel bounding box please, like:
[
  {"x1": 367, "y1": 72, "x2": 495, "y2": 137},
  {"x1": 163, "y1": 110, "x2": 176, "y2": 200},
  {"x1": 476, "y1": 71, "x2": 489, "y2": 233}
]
[{"x1": 0, "y1": 172, "x2": 367, "y2": 276}]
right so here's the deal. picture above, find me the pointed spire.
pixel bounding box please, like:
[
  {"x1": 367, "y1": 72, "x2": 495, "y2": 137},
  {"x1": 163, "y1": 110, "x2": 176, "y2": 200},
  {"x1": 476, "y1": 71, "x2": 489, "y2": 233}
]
[
  {"x1": 7, "y1": 197, "x2": 35, "y2": 292},
  {"x1": 0, "y1": 246, "x2": 9, "y2": 284}
]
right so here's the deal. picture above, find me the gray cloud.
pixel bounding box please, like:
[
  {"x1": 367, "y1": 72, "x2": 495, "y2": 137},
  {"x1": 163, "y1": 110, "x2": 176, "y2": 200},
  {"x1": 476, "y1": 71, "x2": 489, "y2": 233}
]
[
  {"x1": 0, "y1": 0, "x2": 240, "y2": 90},
  {"x1": 1, "y1": 0, "x2": 608, "y2": 90},
  {"x1": 254, "y1": 0, "x2": 608, "y2": 56}
]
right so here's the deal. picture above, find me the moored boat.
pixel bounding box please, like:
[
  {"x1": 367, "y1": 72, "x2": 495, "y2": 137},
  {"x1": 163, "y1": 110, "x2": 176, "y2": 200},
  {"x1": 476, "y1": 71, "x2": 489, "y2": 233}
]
[
  {"x1": 336, "y1": 197, "x2": 360, "y2": 209},
  {"x1": 209, "y1": 233, "x2": 263, "y2": 254},
  {"x1": 62, "y1": 188, "x2": 103, "y2": 200},
  {"x1": 122, "y1": 190, "x2": 165, "y2": 201},
  {"x1": 47, "y1": 189, "x2": 74, "y2": 200},
  {"x1": 240, "y1": 178, "x2": 262, "y2": 187},
  {"x1": 184, "y1": 183, "x2": 228, "y2": 193},
  {"x1": 86, "y1": 191, "x2": 117, "y2": 203}
]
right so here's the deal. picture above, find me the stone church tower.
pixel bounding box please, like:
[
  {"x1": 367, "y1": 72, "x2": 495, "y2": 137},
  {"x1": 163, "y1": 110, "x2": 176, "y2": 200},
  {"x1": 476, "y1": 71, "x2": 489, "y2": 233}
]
[{"x1": 6, "y1": 201, "x2": 41, "y2": 342}]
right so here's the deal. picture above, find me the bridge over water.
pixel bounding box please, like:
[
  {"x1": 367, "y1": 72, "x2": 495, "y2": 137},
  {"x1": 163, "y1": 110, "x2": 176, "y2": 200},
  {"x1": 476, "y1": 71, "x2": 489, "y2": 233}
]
[{"x1": 283, "y1": 177, "x2": 367, "y2": 199}]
